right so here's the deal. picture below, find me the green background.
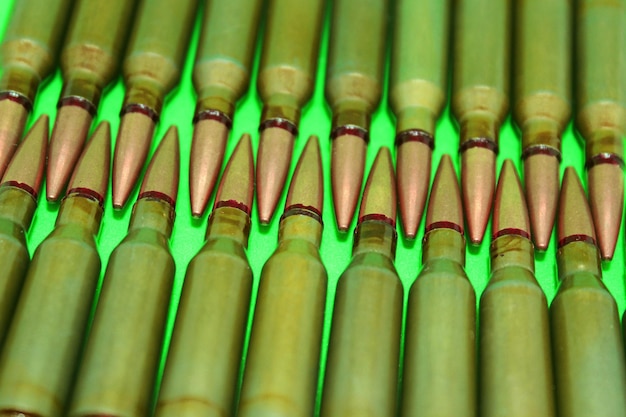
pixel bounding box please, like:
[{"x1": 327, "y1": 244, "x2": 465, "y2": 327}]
[{"x1": 1, "y1": 0, "x2": 625, "y2": 412}]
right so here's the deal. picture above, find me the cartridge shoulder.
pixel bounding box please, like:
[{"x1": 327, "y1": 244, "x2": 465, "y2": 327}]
[
  {"x1": 261, "y1": 246, "x2": 327, "y2": 285},
  {"x1": 553, "y1": 272, "x2": 615, "y2": 307},
  {"x1": 340, "y1": 254, "x2": 402, "y2": 290},
  {"x1": 481, "y1": 266, "x2": 547, "y2": 303},
  {"x1": 413, "y1": 260, "x2": 473, "y2": 295},
  {"x1": 121, "y1": 227, "x2": 171, "y2": 251},
  {"x1": 189, "y1": 239, "x2": 251, "y2": 275},
  {"x1": 0, "y1": 217, "x2": 26, "y2": 247},
  {"x1": 43, "y1": 223, "x2": 99, "y2": 250}
]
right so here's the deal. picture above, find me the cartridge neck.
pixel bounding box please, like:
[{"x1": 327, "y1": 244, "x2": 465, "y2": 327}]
[
  {"x1": 352, "y1": 220, "x2": 397, "y2": 260},
  {"x1": 0, "y1": 186, "x2": 37, "y2": 231},
  {"x1": 56, "y1": 193, "x2": 103, "y2": 236},
  {"x1": 459, "y1": 111, "x2": 499, "y2": 150},
  {"x1": 521, "y1": 117, "x2": 562, "y2": 156},
  {"x1": 206, "y1": 206, "x2": 251, "y2": 248},
  {"x1": 557, "y1": 240, "x2": 602, "y2": 282},
  {"x1": 585, "y1": 128, "x2": 625, "y2": 162},
  {"x1": 422, "y1": 228, "x2": 465, "y2": 266},
  {"x1": 128, "y1": 197, "x2": 175, "y2": 239},
  {"x1": 0, "y1": 68, "x2": 39, "y2": 105},
  {"x1": 332, "y1": 101, "x2": 371, "y2": 131},
  {"x1": 277, "y1": 212, "x2": 323, "y2": 249},
  {"x1": 123, "y1": 78, "x2": 166, "y2": 117},
  {"x1": 396, "y1": 107, "x2": 436, "y2": 136},
  {"x1": 60, "y1": 71, "x2": 105, "y2": 109},
  {"x1": 196, "y1": 89, "x2": 237, "y2": 120},
  {"x1": 490, "y1": 235, "x2": 535, "y2": 275},
  {"x1": 261, "y1": 95, "x2": 301, "y2": 126}
]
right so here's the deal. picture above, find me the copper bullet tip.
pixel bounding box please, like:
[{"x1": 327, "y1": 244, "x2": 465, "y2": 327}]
[
  {"x1": 1, "y1": 115, "x2": 49, "y2": 199},
  {"x1": 397, "y1": 140, "x2": 432, "y2": 239},
  {"x1": 492, "y1": 159, "x2": 530, "y2": 240},
  {"x1": 587, "y1": 162, "x2": 623, "y2": 261},
  {"x1": 461, "y1": 147, "x2": 495, "y2": 244},
  {"x1": 0, "y1": 98, "x2": 30, "y2": 179},
  {"x1": 189, "y1": 118, "x2": 230, "y2": 218},
  {"x1": 358, "y1": 147, "x2": 396, "y2": 227},
  {"x1": 558, "y1": 167, "x2": 596, "y2": 247},
  {"x1": 66, "y1": 122, "x2": 111, "y2": 205},
  {"x1": 524, "y1": 153, "x2": 559, "y2": 251},
  {"x1": 139, "y1": 125, "x2": 180, "y2": 207},
  {"x1": 112, "y1": 110, "x2": 157, "y2": 210},
  {"x1": 256, "y1": 125, "x2": 295, "y2": 224},
  {"x1": 331, "y1": 131, "x2": 367, "y2": 232},
  {"x1": 214, "y1": 133, "x2": 254, "y2": 216},
  {"x1": 425, "y1": 154, "x2": 463, "y2": 234},
  {"x1": 285, "y1": 135, "x2": 323, "y2": 217},
  {"x1": 47, "y1": 104, "x2": 94, "y2": 201}
]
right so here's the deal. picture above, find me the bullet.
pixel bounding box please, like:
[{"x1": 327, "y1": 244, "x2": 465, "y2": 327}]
[
  {"x1": 480, "y1": 160, "x2": 555, "y2": 417},
  {"x1": 0, "y1": 115, "x2": 47, "y2": 347},
  {"x1": 0, "y1": 122, "x2": 110, "y2": 417},
  {"x1": 513, "y1": 0, "x2": 571, "y2": 251},
  {"x1": 0, "y1": 0, "x2": 72, "y2": 178},
  {"x1": 238, "y1": 136, "x2": 326, "y2": 417},
  {"x1": 155, "y1": 134, "x2": 254, "y2": 417},
  {"x1": 551, "y1": 167, "x2": 626, "y2": 417},
  {"x1": 452, "y1": 0, "x2": 511, "y2": 244},
  {"x1": 390, "y1": 0, "x2": 450, "y2": 239},
  {"x1": 320, "y1": 147, "x2": 403, "y2": 417},
  {"x1": 400, "y1": 155, "x2": 476, "y2": 417},
  {"x1": 328, "y1": 0, "x2": 388, "y2": 231},
  {"x1": 47, "y1": 0, "x2": 136, "y2": 201},
  {"x1": 255, "y1": 0, "x2": 324, "y2": 224},
  {"x1": 189, "y1": 0, "x2": 262, "y2": 217},
  {"x1": 68, "y1": 127, "x2": 179, "y2": 417},
  {"x1": 112, "y1": 0, "x2": 196, "y2": 209},
  {"x1": 575, "y1": 0, "x2": 626, "y2": 261}
]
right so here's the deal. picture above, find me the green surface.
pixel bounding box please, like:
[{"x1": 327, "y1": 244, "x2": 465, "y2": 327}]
[{"x1": 1, "y1": 0, "x2": 625, "y2": 411}]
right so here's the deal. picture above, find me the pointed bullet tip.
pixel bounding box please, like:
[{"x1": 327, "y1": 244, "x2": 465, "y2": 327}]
[
  {"x1": 139, "y1": 126, "x2": 180, "y2": 206},
  {"x1": 47, "y1": 104, "x2": 94, "y2": 201},
  {"x1": 256, "y1": 126, "x2": 295, "y2": 223},
  {"x1": 285, "y1": 136, "x2": 323, "y2": 218},
  {"x1": 462, "y1": 147, "x2": 495, "y2": 245},
  {"x1": 214, "y1": 133, "x2": 254, "y2": 216},
  {"x1": 112, "y1": 111, "x2": 156, "y2": 210},
  {"x1": 425, "y1": 154, "x2": 463, "y2": 234},
  {"x1": 558, "y1": 167, "x2": 597, "y2": 246},
  {"x1": 492, "y1": 159, "x2": 530, "y2": 240},
  {"x1": 358, "y1": 147, "x2": 396, "y2": 226},
  {"x1": 1, "y1": 115, "x2": 49, "y2": 197},
  {"x1": 66, "y1": 121, "x2": 111, "y2": 204},
  {"x1": 332, "y1": 133, "x2": 367, "y2": 231},
  {"x1": 189, "y1": 118, "x2": 230, "y2": 217},
  {"x1": 587, "y1": 162, "x2": 623, "y2": 260},
  {"x1": 397, "y1": 140, "x2": 432, "y2": 239},
  {"x1": 524, "y1": 153, "x2": 559, "y2": 251}
]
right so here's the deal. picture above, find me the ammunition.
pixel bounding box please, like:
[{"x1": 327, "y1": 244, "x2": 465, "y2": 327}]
[
  {"x1": 320, "y1": 147, "x2": 403, "y2": 417},
  {"x1": 112, "y1": 0, "x2": 197, "y2": 209},
  {"x1": 68, "y1": 127, "x2": 179, "y2": 417},
  {"x1": 551, "y1": 167, "x2": 626, "y2": 416},
  {"x1": 0, "y1": 115, "x2": 47, "y2": 347},
  {"x1": 156, "y1": 134, "x2": 254, "y2": 417},
  {"x1": 47, "y1": 0, "x2": 136, "y2": 201},
  {"x1": 400, "y1": 154, "x2": 476, "y2": 417},
  {"x1": 575, "y1": 0, "x2": 626, "y2": 260},
  {"x1": 327, "y1": 0, "x2": 389, "y2": 231},
  {"x1": 513, "y1": 0, "x2": 571, "y2": 251},
  {"x1": 451, "y1": 0, "x2": 511, "y2": 244},
  {"x1": 238, "y1": 136, "x2": 327, "y2": 417},
  {"x1": 189, "y1": 0, "x2": 262, "y2": 217},
  {"x1": 255, "y1": 0, "x2": 324, "y2": 224},
  {"x1": 480, "y1": 160, "x2": 555, "y2": 417},
  {"x1": 0, "y1": 122, "x2": 110, "y2": 417},
  {"x1": 390, "y1": 0, "x2": 450, "y2": 239},
  {"x1": 0, "y1": 0, "x2": 72, "y2": 177}
]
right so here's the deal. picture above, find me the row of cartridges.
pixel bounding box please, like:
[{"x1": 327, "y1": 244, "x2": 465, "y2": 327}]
[
  {"x1": 0, "y1": 0, "x2": 624, "y2": 257},
  {"x1": 0, "y1": 112, "x2": 624, "y2": 416}
]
